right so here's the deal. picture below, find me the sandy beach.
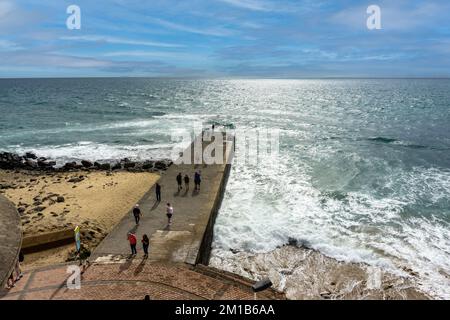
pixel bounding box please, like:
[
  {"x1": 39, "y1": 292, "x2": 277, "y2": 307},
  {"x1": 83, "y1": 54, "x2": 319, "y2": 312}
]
[{"x1": 0, "y1": 169, "x2": 159, "y2": 270}]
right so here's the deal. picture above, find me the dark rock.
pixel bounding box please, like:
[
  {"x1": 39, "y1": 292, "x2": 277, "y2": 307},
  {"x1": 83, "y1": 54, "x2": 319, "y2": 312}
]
[
  {"x1": 0, "y1": 152, "x2": 24, "y2": 169},
  {"x1": 25, "y1": 152, "x2": 38, "y2": 159},
  {"x1": 154, "y1": 160, "x2": 168, "y2": 170},
  {"x1": 81, "y1": 160, "x2": 93, "y2": 168},
  {"x1": 287, "y1": 237, "x2": 298, "y2": 247},
  {"x1": 124, "y1": 162, "x2": 136, "y2": 169},
  {"x1": 99, "y1": 163, "x2": 111, "y2": 170},
  {"x1": 142, "y1": 161, "x2": 154, "y2": 170},
  {"x1": 34, "y1": 206, "x2": 46, "y2": 212},
  {"x1": 17, "y1": 207, "x2": 26, "y2": 214},
  {"x1": 56, "y1": 196, "x2": 65, "y2": 203},
  {"x1": 63, "y1": 162, "x2": 77, "y2": 169},
  {"x1": 68, "y1": 177, "x2": 84, "y2": 183},
  {"x1": 37, "y1": 159, "x2": 55, "y2": 168},
  {"x1": 25, "y1": 159, "x2": 38, "y2": 169},
  {"x1": 111, "y1": 163, "x2": 122, "y2": 170}
]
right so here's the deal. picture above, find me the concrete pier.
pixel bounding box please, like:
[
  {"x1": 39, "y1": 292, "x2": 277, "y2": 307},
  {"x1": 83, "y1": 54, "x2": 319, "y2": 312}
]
[{"x1": 91, "y1": 131, "x2": 234, "y2": 266}]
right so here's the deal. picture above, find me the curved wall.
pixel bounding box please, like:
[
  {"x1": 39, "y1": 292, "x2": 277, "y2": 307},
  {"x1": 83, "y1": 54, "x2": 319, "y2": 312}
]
[{"x1": 0, "y1": 195, "x2": 22, "y2": 288}]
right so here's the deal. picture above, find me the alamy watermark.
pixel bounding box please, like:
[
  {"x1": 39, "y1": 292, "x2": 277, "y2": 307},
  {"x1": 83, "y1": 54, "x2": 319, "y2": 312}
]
[
  {"x1": 66, "y1": 265, "x2": 81, "y2": 290},
  {"x1": 366, "y1": 266, "x2": 383, "y2": 290},
  {"x1": 64, "y1": 5, "x2": 380, "y2": 31},
  {"x1": 169, "y1": 123, "x2": 279, "y2": 167},
  {"x1": 66, "y1": 5, "x2": 81, "y2": 30},
  {"x1": 367, "y1": 5, "x2": 382, "y2": 30}
]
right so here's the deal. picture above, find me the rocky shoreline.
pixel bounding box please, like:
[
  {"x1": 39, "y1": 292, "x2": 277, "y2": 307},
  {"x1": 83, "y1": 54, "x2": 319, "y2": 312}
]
[
  {"x1": 0, "y1": 151, "x2": 173, "y2": 174},
  {"x1": 210, "y1": 244, "x2": 430, "y2": 300}
]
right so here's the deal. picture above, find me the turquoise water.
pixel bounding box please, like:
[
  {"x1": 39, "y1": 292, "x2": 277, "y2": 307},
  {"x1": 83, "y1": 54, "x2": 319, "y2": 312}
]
[{"x1": 1, "y1": 78, "x2": 449, "y2": 297}]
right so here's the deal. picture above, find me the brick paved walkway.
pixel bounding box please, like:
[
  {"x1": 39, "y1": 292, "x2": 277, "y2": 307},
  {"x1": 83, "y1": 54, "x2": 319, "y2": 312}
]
[{"x1": 0, "y1": 259, "x2": 284, "y2": 300}]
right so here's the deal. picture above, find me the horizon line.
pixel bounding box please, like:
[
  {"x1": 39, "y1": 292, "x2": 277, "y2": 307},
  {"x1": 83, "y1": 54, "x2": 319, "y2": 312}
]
[{"x1": 1, "y1": 76, "x2": 450, "y2": 80}]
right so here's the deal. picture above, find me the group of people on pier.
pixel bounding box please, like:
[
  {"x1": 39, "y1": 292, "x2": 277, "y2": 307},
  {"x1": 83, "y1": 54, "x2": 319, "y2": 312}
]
[
  {"x1": 176, "y1": 172, "x2": 202, "y2": 192},
  {"x1": 127, "y1": 170, "x2": 202, "y2": 257}
]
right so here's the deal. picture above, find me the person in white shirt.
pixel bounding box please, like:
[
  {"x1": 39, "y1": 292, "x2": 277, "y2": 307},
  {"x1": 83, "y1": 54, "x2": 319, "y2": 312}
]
[{"x1": 166, "y1": 203, "x2": 174, "y2": 226}]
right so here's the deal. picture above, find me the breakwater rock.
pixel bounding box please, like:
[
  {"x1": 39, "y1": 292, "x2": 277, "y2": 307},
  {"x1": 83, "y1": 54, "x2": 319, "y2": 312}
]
[{"x1": 0, "y1": 151, "x2": 172, "y2": 173}]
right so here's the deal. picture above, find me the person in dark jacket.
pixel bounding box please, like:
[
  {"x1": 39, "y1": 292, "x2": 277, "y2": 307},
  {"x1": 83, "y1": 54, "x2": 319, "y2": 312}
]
[
  {"x1": 184, "y1": 174, "x2": 190, "y2": 191},
  {"x1": 176, "y1": 173, "x2": 183, "y2": 191},
  {"x1": 155, "y1": 183, "x2": 161, "y2": 202},
  {"x1": 142, "y1": 234, "x2": 150, "y2": 257},
  {"x1": 194, "y1": 171, "x2": 201, "y2": 191},
  {"x1": 133, "y1": 204, "x2": 142, "y2": 225}
]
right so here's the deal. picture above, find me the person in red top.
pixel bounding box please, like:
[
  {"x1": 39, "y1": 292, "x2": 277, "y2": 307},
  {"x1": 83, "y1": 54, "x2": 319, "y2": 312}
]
[{"x1": 127, "y1": 232, "x2": 137, "y2": 255}]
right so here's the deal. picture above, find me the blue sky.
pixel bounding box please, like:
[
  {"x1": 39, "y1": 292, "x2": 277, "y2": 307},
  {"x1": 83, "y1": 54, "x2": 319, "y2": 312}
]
[{"x1": 1, "y1": 0, "x2": 449, "y2": 78}]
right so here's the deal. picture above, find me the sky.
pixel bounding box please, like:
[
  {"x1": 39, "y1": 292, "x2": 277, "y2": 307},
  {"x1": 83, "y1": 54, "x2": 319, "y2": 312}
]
[{"x1": 0, "y1": 0, "x2": 450, "y2": 78}]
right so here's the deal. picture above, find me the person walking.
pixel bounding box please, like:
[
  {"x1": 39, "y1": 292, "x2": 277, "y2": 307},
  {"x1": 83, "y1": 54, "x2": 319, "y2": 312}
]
[
  {"x1": 133, "y1": 204, "x2": 142, "y2": 225},
  {"x1": 166, "y1": 203, "x2": 174, "y2": 226},
  {"x1": 155, "y1": 183, "x2": 161, "y2": 202},
  {"x1": 176, "y1": 173, "x2": 183, "y2": 191},
  {"x1": 127, "y1": 232, "x2": 137, "y2": 255},
  {"x1": 194, "y1": 171, "x2": 201, "y2": 191},
  {"x1": 184, "y1": 174, "x2": 190, "y2": 191},
  {"x1": 142, "y1": 234, "x2": 150, "y2": 257}
]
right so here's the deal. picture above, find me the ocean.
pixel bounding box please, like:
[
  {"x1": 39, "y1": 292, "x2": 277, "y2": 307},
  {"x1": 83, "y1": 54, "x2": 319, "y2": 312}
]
[{"x1": 0, "y1": 78, "x2": 449, "y2": 298}]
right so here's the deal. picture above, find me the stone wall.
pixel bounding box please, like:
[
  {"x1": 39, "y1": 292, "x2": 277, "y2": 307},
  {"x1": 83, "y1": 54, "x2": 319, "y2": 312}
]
[
  {"x1": 0, "y1": 195, "x2": 22, "y2": 288},
  {"x1": 196, "y1": 137, "x2": 234, "y2": 265}
]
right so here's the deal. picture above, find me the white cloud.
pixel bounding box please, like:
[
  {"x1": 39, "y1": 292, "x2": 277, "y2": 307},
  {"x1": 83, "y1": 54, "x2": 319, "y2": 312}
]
[
  {"x1": 60, "y1": 35, "x2": 184, "y2": 48},
  {"x1": 0, "y1": 0, "x2": 41, "y2": 31},
  {"x1": 103, "y1": 50, "x2": 201, "y2": 60},
  {"x1": 150, "y1": 18, "x2": 234, "y2": 37},
  {"x1": 0, "y1": 40, "x2": 22, "y2": 51},
  {"x1": 219, "y1": 0, "x2": 274, "y2": 12},
  {"x1": 1, "y1": 52, "x2": 111, "y2": 68}
]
